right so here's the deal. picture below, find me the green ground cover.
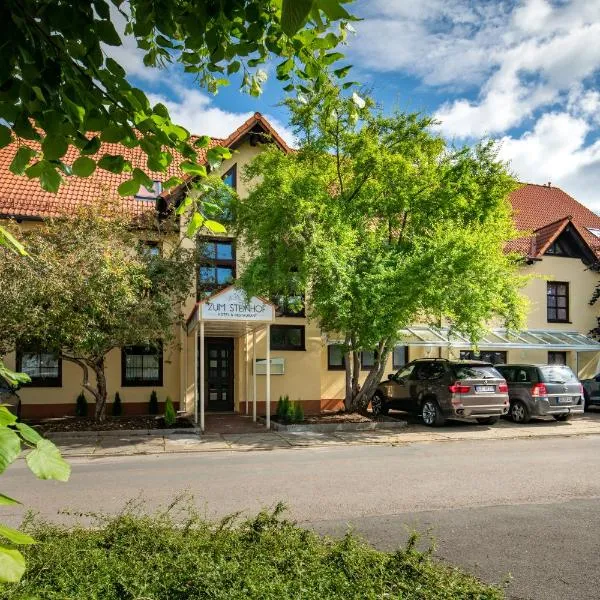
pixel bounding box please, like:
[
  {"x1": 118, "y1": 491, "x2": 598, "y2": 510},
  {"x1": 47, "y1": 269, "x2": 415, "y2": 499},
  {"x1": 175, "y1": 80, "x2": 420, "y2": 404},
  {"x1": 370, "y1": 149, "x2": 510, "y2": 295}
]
[{"x1": 2, "y1": 503, "x2": 503, "y2": 599}]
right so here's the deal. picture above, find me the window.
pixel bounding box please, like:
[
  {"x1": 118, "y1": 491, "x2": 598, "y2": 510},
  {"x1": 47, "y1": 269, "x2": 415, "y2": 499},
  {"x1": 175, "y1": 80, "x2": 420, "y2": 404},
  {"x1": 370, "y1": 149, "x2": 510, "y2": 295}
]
[
  {"x1": 273, "y1": 294, "x2": 306, "y2": 317},
  {"x1": 16, "y1": 349, "x2": 61, "y2": 387},
  {"x1": 122, "y1": 345, "x2": 163, "y2": 386},
  {"x1": 198, "y1": 238, "x2": 235, "y2": 298},
  {"x1": 135, "y1": 180, "x2": 162, "y2": 200},
  {"x1": 395, "y1": 363, "x2": 415, "y2": 380},
  {"x1": 547, "y1": 282, "x2": 569, "y2": 322},
  {"x1": 393, "y1": 345, "x2": 408, "y2": 368},
  {"x1": 548, "y1": 351, "x2": 567, "y2": 366},
  {"x1": 327, "y1": 344, "x2": 346, "y2": 370},
  {"x1": 222, "y1": 165, "x2": 237, "y2": 190},
  {"x1": 270, "y1": 325, "x2": 305, "y2": 351},
  {"x1": 141, "y1": 241, "x2": 160, "y2": 257},
  {"x1": 459, "y1": 350, "x2": 507, "y2": 365},
  {"x1": 413, "y1": 361, "x2": 446, "y2": 380},
  {"x1": 361, "y1": 350, "x2": 376, "y2": 370}
]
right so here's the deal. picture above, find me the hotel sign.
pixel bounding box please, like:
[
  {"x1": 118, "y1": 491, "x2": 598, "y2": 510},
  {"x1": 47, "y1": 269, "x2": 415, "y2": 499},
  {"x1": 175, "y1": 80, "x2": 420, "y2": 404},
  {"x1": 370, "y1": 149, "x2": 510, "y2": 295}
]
[{"x1": 200, "y1": 287, "x2": 274, "y2": 322}]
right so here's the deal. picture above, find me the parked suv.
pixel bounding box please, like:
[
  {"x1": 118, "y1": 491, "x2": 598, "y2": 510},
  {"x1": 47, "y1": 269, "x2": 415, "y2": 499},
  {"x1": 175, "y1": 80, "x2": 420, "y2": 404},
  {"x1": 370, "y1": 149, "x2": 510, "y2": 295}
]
[
  {"x1": 581, "y1": 373, "x2": 600, "y2": 410},
  {"x1": 495, "y1": 364, "x2": 584, "y2": 423},
  {"x1": 371, "y1": 359, "x2": 509, "y2": 426}
]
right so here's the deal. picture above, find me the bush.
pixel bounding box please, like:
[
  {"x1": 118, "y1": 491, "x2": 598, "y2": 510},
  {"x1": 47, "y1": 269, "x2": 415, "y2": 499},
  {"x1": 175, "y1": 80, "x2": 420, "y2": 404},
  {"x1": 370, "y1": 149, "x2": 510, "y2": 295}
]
[
  {"x1": 149, "y1": 390, "x2": 158, "y2": 415},
  {"x1": 75, "y1": 392, "x2": 87, "y2": 417},
  {"x1": 112, "y1": 392, "x2": 123, "y2": 417},
  {"x1": 276, "y1": 395, "x2": 290, "y2": 421},
  {"x1": 292, "y1": 401, "x2": 304, "y2": 423},
  {"x1": 8, "y1": 504, "x2": 503, "y2": 600},
  {"x1": 164, "y1": 396, "x2": 176, "y2": 427}
]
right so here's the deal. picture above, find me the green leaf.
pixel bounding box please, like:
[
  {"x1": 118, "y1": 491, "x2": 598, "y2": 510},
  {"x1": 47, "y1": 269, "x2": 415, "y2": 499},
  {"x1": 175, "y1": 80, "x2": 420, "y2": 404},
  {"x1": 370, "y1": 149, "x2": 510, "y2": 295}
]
[
  {"x1": 194, "y1": 135, "x2": 210, "y2": 149},
  {"x1": 97, "y1": 20, "x2": 122, "y2": 46},
  {"x1": 0, "y1": 429, "x2": 21, "y2": 474},
  {"x1": 0, "y1": 125, "x2": 12, "y2": 149},
  {"x1": 0, "y1": 494, "x2": 20, "y2": 506},
  {"x1": 281, "y1": 0, "x2": 314, "y2": 36},
  {"x1": 207, "y1": 147, "x2": 232, "y2": 169},
  {"x1": 118, "y1": 178, "x2": 141, "y2": 197},
  {"x1": 105, "y1": 57, "x2": 126, "y2": 78},
  {"x1": 100, "y1": 126, "x2": 128, "y2": 143},
  {"x1": 15, "y1": 423, "x2": 42, "y2": 445},
  {"x1": 39, "y1": 166, "x2": 61, "y2": 193},
  {"x1": 9, "y1": 146, "x2": 35, "y2": 175},
  {"x1": 318, "y1": 0, "x2": 352, "y2": 20},
  {"x1": 42, "y1": 135, "x2": 68, "y2": 160},
  {"x1": 333, "y1": 65, "x2": 352, "y2": 78},
  {"x1": 0, "y1": 547, "x2": 25, "y2": 583},
  {"x1": 82, "y1": 137, "x2": 101, "y2": 155},
  {"x1": 72, "y1": 157, "x2": 96, "y2": 177},
  {"x1": 0, "y1": 524, "x2": 34, "y2": 546},
  {"x1": 25, "y1": 439, "x2": 71, "y2": 481},
  {"x1": 0, "y1": 363, "x2": 29, "y2": 386},
  {"x1": 97, "y1": 154, "x2": 127, "y2": 174},
  {"x1": 186, "y1": 212, "x2": 204, "y2": 237},
  {"x1": 163, "y1": 176, "x2": 183, "y2": 190},
  {"x1": 132, "y1": 167, "x2": 154, "y2": 189},
  {"x1": 0, "y1": 226, "x2": 27, "y2": 256},
  {"x1": 204, "y1": 220, "x2": 227, "y2": 234},
  {"x1": 180, "y1": 162, "x2": 207, "y2": 177},
  {"x1": 0, "y1": 408, "x2": 17, "y2": 427}
]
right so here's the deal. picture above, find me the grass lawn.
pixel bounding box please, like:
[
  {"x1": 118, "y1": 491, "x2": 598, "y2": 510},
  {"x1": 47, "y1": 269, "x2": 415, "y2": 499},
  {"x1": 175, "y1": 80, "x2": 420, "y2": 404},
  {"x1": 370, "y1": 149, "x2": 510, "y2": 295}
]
[{"x1": 2, "y1": 503, "x2": 503, "y2": 599}]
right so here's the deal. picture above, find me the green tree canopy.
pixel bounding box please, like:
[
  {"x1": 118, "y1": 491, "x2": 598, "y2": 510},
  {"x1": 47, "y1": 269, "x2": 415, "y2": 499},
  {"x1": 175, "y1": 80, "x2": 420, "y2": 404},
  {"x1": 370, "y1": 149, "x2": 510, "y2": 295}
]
[
  {"x1": 234, "y1": 87, "x2": 528, "y2": 410},
  {"x1": 0, "y1": 204, "x2": 197, "y2": 420},
  {"x1": 0, "y1": 0, "x2": 355, "y2": 195}
]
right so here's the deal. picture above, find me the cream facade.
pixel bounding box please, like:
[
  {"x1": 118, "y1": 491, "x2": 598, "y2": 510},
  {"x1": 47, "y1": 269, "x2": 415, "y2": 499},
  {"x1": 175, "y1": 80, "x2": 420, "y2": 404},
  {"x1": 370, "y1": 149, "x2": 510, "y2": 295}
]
[{"x1": 3, "y1": 117, "x2": 600, "y2": 422}]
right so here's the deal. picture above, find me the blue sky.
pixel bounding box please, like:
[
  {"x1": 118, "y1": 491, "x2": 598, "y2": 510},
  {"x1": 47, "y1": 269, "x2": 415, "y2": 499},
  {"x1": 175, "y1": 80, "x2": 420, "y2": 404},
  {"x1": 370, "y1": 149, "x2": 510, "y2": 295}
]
[{"x1": 111, "y1": 0, "x2": 600, "y2": 211}]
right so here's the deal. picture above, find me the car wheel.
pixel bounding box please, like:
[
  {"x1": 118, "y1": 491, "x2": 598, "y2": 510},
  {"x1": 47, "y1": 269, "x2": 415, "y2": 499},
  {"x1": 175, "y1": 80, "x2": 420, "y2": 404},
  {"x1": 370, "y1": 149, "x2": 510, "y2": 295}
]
[
  {"x1": 510, "y1": 400, "x2": 530, "y2": 424},
  {"x1": 371, "y1": 392, "x2": 389, "y2": 416},
  {"x1": 476, "y1": 417, "x2": 498, "y2": 425},
  {"x1": 553, "y1": 413, "x2": 572, "y2": 422},
  {"x1": 422, "y1": 399, "x2": 445, "y2": 427}
]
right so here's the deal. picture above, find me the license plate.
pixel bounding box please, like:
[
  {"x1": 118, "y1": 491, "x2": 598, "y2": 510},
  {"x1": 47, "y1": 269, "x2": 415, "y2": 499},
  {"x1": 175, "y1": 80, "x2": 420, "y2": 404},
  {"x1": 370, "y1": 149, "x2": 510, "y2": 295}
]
[
  {"x1": 475, "y1": 385, "x2": 495, "y2": 393},
  {"x1": 558, "y1": 397, "x2": 573, "y2": 404}
]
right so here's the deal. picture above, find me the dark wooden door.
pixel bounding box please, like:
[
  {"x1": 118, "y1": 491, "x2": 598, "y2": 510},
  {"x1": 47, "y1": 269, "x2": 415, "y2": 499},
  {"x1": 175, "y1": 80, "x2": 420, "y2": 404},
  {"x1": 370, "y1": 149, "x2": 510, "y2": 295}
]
[{"x1": 204, "y1": 338, "x2": 234, "y2": 412}]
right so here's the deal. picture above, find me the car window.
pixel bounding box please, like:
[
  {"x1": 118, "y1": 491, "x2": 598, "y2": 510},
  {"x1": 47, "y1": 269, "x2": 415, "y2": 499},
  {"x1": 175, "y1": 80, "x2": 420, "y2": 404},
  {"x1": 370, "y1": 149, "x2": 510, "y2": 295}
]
[
  {"x1": 496, "y1": 366, "x2": 513, "y2": 382},
  {"x1": 514, "y1": 368, "x2": 532, "y2": 383},
  {"x1": 412, "y1": 363, "x2": 430, "y2": 381},
  {"x1": 395, "y1": 363, "x2": 415, "y2": 380},
  {"x1": 452, "y1": 364, "x2": 503, "y2": 380},
  {"x1": 539, "y1": 365, "x2": 578, "y2": 384}
]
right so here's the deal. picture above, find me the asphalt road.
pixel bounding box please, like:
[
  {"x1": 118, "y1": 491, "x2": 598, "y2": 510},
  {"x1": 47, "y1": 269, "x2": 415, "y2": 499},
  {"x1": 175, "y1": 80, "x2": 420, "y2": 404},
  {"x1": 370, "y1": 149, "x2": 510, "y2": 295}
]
[{"x1": 4, "y1": 436, "x2": 600, "y2": 600}]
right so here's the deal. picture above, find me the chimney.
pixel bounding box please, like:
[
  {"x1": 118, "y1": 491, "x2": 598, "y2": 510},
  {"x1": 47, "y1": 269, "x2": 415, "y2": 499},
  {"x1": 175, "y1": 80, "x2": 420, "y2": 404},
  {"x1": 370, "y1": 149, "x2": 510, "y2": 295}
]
[{"x1": 547, "y1": 181, "x2": 552, "y2": 187}]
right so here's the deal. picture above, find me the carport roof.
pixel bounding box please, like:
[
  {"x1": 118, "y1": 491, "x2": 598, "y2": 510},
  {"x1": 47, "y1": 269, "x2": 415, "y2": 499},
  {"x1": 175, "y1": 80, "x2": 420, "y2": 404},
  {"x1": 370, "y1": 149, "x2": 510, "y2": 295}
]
[{"x1": 397, "y1": 327, "x2": 600, "y2": 351}]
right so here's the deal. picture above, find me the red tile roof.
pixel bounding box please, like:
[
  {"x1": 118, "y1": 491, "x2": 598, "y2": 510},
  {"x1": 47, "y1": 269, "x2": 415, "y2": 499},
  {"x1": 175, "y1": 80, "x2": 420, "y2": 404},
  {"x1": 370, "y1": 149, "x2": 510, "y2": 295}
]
[
  {"x1": 509, "y1": 183, "x2": 600, "y2": 258},
  {"x1": 0, "y1": 113, "x2": 286, "y2": 219}
]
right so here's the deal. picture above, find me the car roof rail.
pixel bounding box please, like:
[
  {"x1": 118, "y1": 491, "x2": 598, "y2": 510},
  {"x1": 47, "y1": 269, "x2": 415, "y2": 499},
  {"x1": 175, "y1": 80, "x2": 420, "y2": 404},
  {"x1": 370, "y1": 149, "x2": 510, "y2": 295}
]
[{"x1": 412, "y1": 357, "x2": 449, "y2": 362}]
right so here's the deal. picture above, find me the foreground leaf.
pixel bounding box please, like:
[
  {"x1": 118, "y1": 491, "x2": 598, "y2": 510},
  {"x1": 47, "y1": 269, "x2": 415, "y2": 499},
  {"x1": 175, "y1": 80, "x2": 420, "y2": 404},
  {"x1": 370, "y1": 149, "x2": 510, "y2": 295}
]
[
  {"x1": 0, "y1": 429, "x2": 21, "y2": 474},
  {"x1": 0, "y1": 494, "x2": 20, "y2": 506},
  {"x1": 0, "y1": 546, "x2": 25, "y2": 583},
  {"x1": 0, "y1": 525, "x2": 34, "y2": 546},
  {"x1": 26, "y1": 440, "x2": 71, "y2": 482}
]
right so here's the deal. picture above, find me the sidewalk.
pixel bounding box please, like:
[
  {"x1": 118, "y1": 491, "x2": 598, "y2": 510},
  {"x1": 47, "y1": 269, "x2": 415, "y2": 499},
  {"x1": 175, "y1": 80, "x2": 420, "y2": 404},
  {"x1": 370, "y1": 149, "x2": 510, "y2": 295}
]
[{"x1": 47, "y1": 411, "x2": 600, "y2": 457}]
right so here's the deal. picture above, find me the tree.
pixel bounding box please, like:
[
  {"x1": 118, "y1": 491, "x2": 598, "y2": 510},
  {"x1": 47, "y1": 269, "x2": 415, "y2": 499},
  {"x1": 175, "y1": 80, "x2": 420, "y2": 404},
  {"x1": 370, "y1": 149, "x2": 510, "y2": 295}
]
[
  {"x1": 0, "y1": 0, "x2": 356, "y2": 196},
  {"x1": 0, "y1": 203, "x2": 197, "y2": 420},
  {"x1": 234, "y1": 87, "x2": 528, "y2": 411}
]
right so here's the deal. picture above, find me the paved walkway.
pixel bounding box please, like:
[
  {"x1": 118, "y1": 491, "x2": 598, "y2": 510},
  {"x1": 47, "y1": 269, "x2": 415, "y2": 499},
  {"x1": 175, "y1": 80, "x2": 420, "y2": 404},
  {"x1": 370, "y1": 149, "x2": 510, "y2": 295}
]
[{"x1": 46, "y1": 410, "x2": 600, "y2": 457}]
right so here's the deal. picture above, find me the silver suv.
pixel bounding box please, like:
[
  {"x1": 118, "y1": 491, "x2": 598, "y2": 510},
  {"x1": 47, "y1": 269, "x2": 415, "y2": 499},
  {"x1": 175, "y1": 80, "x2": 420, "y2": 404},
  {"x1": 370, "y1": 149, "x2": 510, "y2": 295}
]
[
  {"x1": 495, "y1": 364, "x2": 584, "y2": 423},
  {"x1": 372, "y1": 359, "x2": 509, "y2": 426}
]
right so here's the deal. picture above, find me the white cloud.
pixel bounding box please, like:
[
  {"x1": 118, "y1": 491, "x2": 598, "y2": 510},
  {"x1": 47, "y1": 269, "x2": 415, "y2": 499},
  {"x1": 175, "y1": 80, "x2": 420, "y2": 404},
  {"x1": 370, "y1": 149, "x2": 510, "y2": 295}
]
[
  {"x1": 146, "y1": 85, "x2": 296, "y2": 145},
  {"x1": 498, "y1": 112, "x2": 600, "y2": 210}
]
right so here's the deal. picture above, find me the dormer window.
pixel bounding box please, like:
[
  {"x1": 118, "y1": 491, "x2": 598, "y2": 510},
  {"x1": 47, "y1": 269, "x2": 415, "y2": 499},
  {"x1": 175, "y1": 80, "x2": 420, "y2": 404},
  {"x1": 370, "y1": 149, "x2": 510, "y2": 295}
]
[
  {"x1": 222, "y1": 165, "x2": 236, "y2": 191},
  {"x1": 135, "y1": 180, "x2": 162, "y2": 200}
]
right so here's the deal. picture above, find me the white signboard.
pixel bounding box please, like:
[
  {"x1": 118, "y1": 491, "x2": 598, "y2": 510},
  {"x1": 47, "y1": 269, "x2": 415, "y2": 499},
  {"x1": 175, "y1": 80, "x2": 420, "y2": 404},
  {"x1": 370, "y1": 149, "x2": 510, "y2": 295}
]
[{"x1": 200, "y1": 287, "x2": 274, "y2": 322}]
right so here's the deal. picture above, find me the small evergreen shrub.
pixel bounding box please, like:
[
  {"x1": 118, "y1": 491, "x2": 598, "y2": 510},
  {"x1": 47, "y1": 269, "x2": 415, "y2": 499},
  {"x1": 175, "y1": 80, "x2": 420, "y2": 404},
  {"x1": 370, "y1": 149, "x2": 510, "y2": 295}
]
[
  {"x1": 75, "y1": 392, "x2": 88, "y2": 417},
  {"x1": 164, "y1": 396, "x2": 176, "y2": 427},
  {"x1": 149, "y1": 390, "x2": 159, "y2": 415},
  {"x1": 112, "y1": 392, "x2": 123, "y2": 417},
  {"x1": 292, "y1": 401, "x2": 304, "y2": 423}
]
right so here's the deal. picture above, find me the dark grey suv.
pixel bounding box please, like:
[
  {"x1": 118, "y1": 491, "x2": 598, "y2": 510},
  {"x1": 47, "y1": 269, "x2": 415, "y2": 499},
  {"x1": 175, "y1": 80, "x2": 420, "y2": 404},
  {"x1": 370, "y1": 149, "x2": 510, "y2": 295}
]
[
  {"x1": 372, "y1": 359, "x2": 509, "y2": 426},
  {"x1": 495, "y1": 364, "x2": 584, "y2": 423}
]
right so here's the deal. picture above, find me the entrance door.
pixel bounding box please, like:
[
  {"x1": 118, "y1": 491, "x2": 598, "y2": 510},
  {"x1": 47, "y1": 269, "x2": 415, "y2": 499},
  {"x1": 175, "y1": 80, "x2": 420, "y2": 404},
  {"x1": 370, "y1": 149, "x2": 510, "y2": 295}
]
[{"x1": 204, "y1": 338, "x2": 234, "y2": 411}]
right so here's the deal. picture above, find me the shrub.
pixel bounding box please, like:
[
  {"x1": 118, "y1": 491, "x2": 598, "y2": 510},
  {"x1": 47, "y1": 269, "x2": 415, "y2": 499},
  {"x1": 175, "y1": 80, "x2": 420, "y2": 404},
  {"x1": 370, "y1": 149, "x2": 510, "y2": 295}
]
[
  {"x1": 112, "y1": 392, "x2": 123, "y2": 417},
  {"x1": 292, "y1": 401, "x2": 304, "y2": 423},
  {"x1": 277, "y1": 395, "x2": 291, "y2": 422},
  {"x1": 75, "y1": 392, "x2": 87, "y2": 417},
  {"x1": 164, "y1": 396, "x2": 176, "y2": 427},
  {"x1": 10, "y1": 504, "x2": 503, "y2": 599},
  {"x1": 149, "y1": 390, "x2": 158, "y2": 415}
]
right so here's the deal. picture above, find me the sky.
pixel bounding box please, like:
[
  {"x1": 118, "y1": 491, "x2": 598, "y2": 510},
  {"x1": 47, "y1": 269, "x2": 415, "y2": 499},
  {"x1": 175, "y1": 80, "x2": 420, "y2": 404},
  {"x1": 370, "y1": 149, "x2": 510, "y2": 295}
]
[{"x1": 111, "y1": 0, "x2": 600, "y2": 212}]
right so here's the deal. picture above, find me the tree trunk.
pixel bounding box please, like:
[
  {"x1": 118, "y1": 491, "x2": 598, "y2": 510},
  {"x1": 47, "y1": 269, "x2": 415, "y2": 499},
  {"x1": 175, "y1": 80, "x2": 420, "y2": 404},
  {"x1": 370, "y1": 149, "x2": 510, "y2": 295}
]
[
  {"x1": 351, "y1": 341, "x2": 391, "y2": 413},
  {"x1": 92, "y1": 359, "x2": 108, "y2": 421},
  {"x1": 351, "y1": 350, "x2": 361, "y2": 398},
  {"x1": 343, "y1": 338, "x2": 353, "y2": 412}
]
